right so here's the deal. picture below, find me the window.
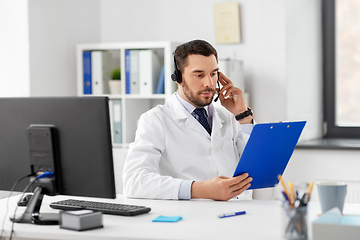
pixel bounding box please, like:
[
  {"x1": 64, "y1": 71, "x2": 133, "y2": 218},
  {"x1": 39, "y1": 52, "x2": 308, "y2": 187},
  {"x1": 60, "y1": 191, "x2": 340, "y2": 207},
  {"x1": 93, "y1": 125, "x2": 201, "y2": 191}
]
[{"x1": 323, "y1": 0, "x2": 360, "y2": 138}]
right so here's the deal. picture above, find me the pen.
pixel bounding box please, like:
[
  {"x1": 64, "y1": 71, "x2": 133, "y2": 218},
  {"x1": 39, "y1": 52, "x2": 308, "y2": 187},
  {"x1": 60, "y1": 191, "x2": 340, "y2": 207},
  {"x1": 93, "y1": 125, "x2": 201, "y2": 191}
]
[
  {"x1": 282, "y1": 191, "x2": 289, "y2": 202},
  {"x1": 305, "y1": 181, "x2": 314, "y2": 203},
  {"x1": 278, "y1": 175, "x2": 291, "y2": 203},
  {"x1": 218, "y1": 211, "x2": 246, "y2": 218}
]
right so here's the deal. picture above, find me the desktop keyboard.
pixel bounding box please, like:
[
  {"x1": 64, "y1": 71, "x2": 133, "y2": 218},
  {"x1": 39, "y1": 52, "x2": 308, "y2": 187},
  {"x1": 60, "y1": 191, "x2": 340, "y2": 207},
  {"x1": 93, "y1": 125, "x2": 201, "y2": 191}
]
[{"x1": 50, "y1": 199, "x2": 151, "y2": 216}]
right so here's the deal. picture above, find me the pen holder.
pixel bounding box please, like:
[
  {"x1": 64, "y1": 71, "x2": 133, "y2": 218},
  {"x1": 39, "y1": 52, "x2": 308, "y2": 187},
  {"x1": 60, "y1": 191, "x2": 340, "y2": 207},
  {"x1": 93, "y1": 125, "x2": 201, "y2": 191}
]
[{"x1": 281, "y1": 204, "x2": 308, "y2": 240}]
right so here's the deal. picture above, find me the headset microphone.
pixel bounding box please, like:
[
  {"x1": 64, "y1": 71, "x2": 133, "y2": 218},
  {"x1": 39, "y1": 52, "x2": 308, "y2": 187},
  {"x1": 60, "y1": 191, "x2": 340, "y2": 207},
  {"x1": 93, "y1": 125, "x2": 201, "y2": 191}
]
[{"x1": 214, "y1": 72, "x2": 221, "y2": 102}]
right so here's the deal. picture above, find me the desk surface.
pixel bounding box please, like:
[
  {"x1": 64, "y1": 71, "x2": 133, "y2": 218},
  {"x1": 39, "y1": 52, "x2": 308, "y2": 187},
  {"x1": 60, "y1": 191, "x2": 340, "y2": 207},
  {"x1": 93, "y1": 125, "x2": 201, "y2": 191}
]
[{"x1": 1, "y1": 194, "x2": 360, "y2": 240}]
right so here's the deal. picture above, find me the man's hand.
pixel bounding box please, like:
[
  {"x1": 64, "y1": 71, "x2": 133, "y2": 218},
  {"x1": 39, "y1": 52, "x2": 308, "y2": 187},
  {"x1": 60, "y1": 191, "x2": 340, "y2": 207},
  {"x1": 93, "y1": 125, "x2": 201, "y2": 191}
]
[
  {"x1": 217, "y1": 72, "x2": 247, "y2": 115},
  {"x1": 191, "y1": 173, "x2": 252, "y2": 201},
  {"x1": 217, "y1": 72, "x2": 253, "y2": 124}
]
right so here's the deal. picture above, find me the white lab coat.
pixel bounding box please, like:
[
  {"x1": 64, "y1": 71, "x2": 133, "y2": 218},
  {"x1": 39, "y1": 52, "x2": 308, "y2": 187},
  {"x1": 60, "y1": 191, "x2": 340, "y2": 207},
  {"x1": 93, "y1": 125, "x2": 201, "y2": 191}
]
[{"x1": 123, "y1": 93, "x2": 252, "y2": 200}]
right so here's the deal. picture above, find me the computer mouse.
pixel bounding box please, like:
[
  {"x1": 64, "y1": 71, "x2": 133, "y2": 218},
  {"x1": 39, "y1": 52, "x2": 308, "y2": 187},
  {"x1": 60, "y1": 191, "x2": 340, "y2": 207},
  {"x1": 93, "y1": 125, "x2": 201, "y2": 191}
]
[{"x1": 17, "y1": 193, "x2": 33, "y2": 206}]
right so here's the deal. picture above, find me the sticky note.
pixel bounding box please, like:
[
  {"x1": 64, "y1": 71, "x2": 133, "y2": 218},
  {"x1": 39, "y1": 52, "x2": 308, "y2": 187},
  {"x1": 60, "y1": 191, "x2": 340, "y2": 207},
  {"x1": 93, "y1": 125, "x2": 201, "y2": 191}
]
[{"x1": 152, "y1": 215, "x2": 182, "y2": 223}]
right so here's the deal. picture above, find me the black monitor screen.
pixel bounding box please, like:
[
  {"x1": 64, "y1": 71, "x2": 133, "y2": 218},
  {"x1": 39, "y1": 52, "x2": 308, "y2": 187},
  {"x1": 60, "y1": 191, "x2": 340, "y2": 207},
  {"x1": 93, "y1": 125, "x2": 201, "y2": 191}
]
[{"x1": 0, "y1": 97, "x2": 116, "y2": 199}]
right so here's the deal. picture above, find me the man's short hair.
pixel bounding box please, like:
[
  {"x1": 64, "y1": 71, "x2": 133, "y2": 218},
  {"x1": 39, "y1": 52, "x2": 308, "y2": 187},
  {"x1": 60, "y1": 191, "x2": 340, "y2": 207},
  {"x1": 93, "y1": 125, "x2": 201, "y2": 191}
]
[{"x1": 174, "y1": 39, "x2": 218, "y2": 73}]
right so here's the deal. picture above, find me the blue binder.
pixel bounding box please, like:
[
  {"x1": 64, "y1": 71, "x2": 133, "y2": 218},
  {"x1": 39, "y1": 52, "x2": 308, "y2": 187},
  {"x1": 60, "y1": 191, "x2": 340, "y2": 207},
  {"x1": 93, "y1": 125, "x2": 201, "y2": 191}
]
[
  {"x1": 233, "y1": 121, "x2": 306, "y2": 189},
  {"x1": 83, "y1": 51, "x2": 92, "y2": 94},
  {"x1": 156, "y1": 65, "x2": 165, "y2": 94},
  {"x1": 125, "y1": 50, "x2": 131, "y2": 94}
]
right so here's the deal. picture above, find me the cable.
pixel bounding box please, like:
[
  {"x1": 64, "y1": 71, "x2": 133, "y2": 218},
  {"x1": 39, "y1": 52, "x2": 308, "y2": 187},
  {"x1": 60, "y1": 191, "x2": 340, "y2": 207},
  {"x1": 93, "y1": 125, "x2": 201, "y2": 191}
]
[
  {"x1": 1, "y1": 172, "x2": 54, "y2": 240},
  {"x1": 0, "y1": 173, "x2": 34, "y2": 240},
  {"x1": 8, "y1": 176, "x2": 39, "y2": 240}
]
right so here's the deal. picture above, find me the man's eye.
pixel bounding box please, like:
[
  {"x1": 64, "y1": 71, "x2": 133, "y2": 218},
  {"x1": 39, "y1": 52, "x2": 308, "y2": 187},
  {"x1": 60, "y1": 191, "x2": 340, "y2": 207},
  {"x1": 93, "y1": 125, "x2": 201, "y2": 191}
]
[
  {"x1": 211, "y1": 73, "x2": 217, "y2": 77},
  {"x1": 196, "y1": 74, "x2": 204, "y2": 78}
]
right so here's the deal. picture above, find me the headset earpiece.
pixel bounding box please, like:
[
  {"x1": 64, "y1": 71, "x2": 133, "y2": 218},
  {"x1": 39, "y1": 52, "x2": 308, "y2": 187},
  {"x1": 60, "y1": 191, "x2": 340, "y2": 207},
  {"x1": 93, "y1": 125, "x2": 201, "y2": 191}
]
[
  {"x1": 171, "y1": 55, "x2": 182, "y2": 83},
  {"x1": 171, "y1": 70, "x2": 181, "y2": 83},
  {"x1": 171, "y1": 72, "x2": 178, "y2": 82}
]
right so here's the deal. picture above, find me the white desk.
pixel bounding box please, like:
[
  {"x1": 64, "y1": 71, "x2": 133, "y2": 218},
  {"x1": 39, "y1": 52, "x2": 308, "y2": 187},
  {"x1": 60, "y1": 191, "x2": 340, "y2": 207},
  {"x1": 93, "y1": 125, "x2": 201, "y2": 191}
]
[{"x1": 1, "y1": 194, "x2": 360, "y2": 240}]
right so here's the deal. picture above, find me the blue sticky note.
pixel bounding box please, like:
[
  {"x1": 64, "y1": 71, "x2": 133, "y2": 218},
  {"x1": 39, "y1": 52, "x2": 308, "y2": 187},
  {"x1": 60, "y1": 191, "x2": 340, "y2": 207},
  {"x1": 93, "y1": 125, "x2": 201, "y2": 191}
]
[
  {"x1": 340, "y1": 216, "x2": 360, "y2": 226},
  {"x1": 152, "y1": 215, "x2": 182, "y2": 223}
]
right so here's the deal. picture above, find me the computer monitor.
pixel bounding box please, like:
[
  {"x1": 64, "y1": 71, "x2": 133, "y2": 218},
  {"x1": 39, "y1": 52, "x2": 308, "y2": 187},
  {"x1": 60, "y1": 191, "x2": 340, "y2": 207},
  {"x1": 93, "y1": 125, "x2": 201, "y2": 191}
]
[{"x1": 0, "y1": 97, "x2": 116, "y2": 224}]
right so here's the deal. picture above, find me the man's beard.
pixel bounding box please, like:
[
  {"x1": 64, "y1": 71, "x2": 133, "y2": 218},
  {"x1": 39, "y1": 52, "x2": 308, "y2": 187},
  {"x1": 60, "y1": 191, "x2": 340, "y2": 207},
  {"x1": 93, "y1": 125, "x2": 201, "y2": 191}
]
[{"x1": 182, "y1": 80, "x2": 216, "y2": 108}]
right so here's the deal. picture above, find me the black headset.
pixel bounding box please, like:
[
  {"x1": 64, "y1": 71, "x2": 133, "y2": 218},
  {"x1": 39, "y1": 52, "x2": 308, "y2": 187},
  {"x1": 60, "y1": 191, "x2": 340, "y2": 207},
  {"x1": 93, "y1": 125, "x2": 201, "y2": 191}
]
[{"x1": 171, "y1": 55, "x2": 182, "y2": 83}]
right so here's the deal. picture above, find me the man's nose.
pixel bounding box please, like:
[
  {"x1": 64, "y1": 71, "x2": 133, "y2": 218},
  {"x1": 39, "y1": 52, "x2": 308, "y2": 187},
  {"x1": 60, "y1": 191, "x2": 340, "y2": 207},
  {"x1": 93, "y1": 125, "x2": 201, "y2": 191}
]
[{"x1": 204, "y1": 75, "x2": 215, "y2": 88}]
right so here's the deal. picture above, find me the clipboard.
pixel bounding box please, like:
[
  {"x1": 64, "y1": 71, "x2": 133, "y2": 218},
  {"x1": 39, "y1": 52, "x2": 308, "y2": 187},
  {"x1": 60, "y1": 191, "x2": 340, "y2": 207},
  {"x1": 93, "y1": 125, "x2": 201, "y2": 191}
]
[{"x1": 233, "y1": 121, "x2": 306, "y2": 189}]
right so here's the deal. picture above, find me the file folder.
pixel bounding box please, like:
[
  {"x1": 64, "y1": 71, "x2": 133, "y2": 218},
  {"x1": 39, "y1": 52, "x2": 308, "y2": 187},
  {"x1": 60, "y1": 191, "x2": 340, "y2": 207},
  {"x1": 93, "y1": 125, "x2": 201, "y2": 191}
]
[
  {"x1": 233, "y1": 121, "x2": 306, "y2": 189},
  {"x1": 83, "y1": 51, "x2": 92, "y2": 94},
  {"x1": 112, "y1": 99, "x2": 122, "y2": 144}
]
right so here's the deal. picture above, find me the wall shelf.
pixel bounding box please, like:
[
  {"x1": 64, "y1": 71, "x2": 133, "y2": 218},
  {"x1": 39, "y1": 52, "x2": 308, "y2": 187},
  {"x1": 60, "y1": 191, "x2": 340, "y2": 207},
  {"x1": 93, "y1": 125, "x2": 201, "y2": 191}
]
[{"x1": 76, "y1": 41, "x2": 181, "y2": 147}]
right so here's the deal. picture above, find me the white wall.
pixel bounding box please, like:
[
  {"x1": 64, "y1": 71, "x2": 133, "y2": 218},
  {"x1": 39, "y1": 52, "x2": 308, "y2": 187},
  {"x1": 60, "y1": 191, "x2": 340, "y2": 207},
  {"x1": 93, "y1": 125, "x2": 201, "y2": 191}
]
[
  {"x1": 0, "y1": 0, "x2": 30, "y2": 97},
  {"x1": 285, "y1": 149, "x2": 360, "y2": 183},
  {"x1": 28, "y1": 0, "x2": 101, "y2": 96}
]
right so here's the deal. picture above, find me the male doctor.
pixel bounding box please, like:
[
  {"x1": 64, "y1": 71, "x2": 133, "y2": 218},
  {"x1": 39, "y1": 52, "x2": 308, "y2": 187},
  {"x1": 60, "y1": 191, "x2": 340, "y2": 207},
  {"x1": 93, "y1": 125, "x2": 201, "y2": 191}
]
[{"x1": 123, "y1": 39, "x2": 254, "y2": 201}]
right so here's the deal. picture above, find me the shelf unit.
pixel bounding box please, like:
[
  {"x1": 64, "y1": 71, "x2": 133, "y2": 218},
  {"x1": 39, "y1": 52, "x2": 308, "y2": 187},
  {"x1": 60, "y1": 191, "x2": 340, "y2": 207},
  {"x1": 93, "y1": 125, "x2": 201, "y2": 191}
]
[{"x1": 76, "y1": 41, "x2": 181, "y2": 148}]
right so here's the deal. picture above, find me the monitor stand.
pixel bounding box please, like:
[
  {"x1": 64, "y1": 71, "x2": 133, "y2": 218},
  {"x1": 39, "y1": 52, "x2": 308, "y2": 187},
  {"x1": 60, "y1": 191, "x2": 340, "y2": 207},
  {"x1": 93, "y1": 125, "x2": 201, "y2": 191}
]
[{"x1": 10, "y1": 185, "x2": 59, "y2": 225}]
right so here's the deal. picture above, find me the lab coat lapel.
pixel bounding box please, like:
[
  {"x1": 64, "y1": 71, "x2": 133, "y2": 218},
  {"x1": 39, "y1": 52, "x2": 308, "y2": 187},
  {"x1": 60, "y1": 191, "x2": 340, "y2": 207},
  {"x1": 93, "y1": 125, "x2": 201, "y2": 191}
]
[
  {"x1": 169, "y1": 94, "x2": 211, "y2": 139},
  {"x1": 187, "y1": 117, "x2": 210, "y2": 138},
  {"x1": 210, "y1": 105, "x2": 225, "y2": 136}
]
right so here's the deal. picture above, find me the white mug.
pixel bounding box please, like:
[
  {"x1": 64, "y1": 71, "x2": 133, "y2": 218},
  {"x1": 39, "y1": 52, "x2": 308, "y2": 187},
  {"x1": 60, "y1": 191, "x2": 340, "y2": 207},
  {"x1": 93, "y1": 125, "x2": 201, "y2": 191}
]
[{"x1": 317, "y1": 182, "x2": 347, "y2": 213}]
